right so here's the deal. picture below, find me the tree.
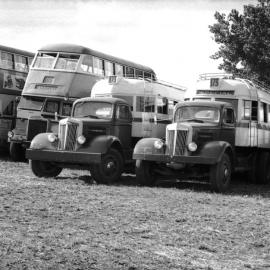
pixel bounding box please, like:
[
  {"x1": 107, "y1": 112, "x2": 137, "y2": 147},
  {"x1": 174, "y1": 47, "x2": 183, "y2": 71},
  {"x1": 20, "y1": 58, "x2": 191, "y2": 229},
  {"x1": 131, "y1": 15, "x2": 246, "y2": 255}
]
[{"x1": 209, "y1": 0, "x2": 270, "y2": 85}]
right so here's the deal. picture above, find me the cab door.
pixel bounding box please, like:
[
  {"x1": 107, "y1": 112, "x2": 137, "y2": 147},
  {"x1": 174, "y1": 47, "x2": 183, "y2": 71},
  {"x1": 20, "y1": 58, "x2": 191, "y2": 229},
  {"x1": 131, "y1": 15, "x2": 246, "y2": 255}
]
[
  {"x1": 114, "y1": 103, "x2": 132, "y2": 150},
  {"x1": 220, "y1": 107, "x2": 236, "y2": 147}
]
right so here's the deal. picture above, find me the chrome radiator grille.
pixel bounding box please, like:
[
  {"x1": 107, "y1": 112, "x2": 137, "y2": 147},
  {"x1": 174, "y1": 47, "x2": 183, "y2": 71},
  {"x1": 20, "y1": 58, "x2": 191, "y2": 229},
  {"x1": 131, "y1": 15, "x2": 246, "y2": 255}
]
[
  {"x1": 58, "y1": 122, "x2": 78, "y2": 151},
  {"x1": 166, "y1": 129, "x2": 188, "y2": 156}
]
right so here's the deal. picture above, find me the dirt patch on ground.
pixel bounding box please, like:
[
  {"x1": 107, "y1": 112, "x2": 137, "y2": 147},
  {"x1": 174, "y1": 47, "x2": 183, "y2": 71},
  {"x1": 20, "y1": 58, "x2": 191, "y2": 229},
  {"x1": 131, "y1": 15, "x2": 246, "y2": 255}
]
[{"x1": 0, "y1": 157, "x2": 269, "y2": 269}]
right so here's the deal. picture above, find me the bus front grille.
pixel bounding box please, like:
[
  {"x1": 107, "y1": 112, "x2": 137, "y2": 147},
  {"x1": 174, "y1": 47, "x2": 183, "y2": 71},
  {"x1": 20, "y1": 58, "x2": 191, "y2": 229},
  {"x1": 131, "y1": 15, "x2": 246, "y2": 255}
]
[
  {"x1": 58, "y1": 122, "x2": 78, "y2": 151},
  {"x1": 27, "y1": 119, "x2": 47, "y2": 141}
]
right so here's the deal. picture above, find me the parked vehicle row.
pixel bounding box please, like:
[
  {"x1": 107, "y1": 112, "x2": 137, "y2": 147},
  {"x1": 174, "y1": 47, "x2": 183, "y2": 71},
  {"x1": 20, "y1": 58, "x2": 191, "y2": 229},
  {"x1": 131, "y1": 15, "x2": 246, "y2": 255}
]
[{"x1": 2, "y1": 44, "x2": 270, "y2": 192}]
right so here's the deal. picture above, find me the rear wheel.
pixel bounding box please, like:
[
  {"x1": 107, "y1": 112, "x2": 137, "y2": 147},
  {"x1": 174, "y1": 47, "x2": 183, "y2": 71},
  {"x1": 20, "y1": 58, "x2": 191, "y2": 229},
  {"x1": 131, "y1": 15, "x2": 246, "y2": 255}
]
[
  {"x1": 90, "y1": 149, "x2": 123, "y2": 184},
  {"x1": 10, "y1": 142, "x2": 25, "y2": 162},
  {"x1": 256, "y1": 151, "x2": 270, "y2": 184},
  {"x1": 135, "y1": 160, "x2": 156, "y2": 186},
  {"x1": 30, "y1": 160, "x2": 62, "y2": 178},
  {"x1": 210, "y1": 153, "x2": 231, "y2": 192}
]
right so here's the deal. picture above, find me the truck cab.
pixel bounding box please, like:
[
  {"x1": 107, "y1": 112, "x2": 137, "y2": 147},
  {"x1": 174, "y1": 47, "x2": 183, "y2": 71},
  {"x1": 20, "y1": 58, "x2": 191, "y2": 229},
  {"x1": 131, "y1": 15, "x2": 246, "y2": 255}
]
[
  {"x1": 26, "y1": 97, "x2": 133, "y2": 184},
  {"x1": 133, "y1": 101, "x2": 236, "y2": 192}
]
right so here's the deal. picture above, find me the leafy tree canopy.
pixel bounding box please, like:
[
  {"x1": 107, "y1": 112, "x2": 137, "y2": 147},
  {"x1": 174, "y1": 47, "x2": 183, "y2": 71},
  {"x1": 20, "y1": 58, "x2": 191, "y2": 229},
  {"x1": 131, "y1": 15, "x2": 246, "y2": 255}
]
[{"x1": 209, "y1": 0, "x2": 270, "y2": 85}]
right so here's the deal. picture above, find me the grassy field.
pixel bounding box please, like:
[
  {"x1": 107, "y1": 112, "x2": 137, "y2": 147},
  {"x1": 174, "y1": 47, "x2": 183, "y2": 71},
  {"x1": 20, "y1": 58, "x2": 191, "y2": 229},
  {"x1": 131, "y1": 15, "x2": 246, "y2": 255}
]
[{"x1": 0, "y1": 155, "x2": 269, "y2": 270}]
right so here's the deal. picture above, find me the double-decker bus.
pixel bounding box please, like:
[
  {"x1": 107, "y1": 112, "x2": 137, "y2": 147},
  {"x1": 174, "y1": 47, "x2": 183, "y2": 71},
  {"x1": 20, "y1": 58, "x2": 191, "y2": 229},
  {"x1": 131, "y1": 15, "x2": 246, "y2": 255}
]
[
  {"x1": 8, "y1": 43, "x2": 156, "y2": 160},
  {"x1": 0, "y1": 45, "x2": 33, "y2": 150}
]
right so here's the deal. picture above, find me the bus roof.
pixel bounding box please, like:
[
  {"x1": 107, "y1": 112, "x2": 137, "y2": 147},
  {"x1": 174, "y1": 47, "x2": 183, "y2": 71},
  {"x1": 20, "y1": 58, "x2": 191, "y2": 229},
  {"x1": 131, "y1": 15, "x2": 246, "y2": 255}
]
[
  {"x1": 39, "y1": 43, "x2": 155, "y2": 75},
  {"x1": 74, "y1": 96, "x2": 127, "y2": 106},
  {"x1": 91, "y1": 77, "x2": 186, "y2": 100},
  {"x1": 0, "y1": 44, "x2": 34, "y2": 57}
]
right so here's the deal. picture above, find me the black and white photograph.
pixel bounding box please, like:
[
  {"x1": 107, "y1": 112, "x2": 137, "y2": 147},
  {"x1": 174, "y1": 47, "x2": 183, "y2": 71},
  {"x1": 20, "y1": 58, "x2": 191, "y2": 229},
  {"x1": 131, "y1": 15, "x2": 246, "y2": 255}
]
[{"x1": 0, "y1": 0, "x2": 269, "y2": 269}]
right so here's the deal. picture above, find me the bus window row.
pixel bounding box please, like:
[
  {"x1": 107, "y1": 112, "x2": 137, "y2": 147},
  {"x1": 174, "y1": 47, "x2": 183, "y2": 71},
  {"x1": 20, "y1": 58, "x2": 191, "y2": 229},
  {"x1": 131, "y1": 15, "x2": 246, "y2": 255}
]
[
  {"x1": 33, "y1": 52, "x2": 155, "y2": 80},
  {"x1": 0, "y1": 50, "x2": 33, "y2": 73},
  {"x1": 115, "y1": 95, "x2": 178, "y2": 115}
]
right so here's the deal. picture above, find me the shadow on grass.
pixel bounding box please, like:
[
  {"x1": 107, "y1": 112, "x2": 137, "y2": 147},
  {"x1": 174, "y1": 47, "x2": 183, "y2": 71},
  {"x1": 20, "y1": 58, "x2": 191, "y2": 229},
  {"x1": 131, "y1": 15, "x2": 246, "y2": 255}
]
[{"x1": 56, "y1": 170, "x2": 270, "y2": 198}]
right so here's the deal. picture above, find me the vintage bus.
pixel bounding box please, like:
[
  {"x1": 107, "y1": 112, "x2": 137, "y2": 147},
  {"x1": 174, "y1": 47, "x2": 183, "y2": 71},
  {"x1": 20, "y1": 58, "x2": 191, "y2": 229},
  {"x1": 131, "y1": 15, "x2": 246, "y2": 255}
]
[
  {"x1": 0, "y1": 45, "x2": 33, "y2": 150},
  {"x1": 133, "y1": 73, "x2": 270, "y2": 192},
  {"x1": 8, "y1": 43, "x2": 156, "y2": 160},
  {"x1": 91, "y1": 76, "x2": 186, "y2": 141}
]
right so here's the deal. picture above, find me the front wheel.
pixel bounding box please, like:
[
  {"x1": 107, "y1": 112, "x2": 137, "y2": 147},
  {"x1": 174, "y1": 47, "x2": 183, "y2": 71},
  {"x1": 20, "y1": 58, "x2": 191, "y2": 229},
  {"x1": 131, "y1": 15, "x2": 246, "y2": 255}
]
[
  {"x1": 30, "y1": 160, "x2": 62, "y2": 178},
  {"x1": 135, "y1": 160, "x2": 156, "y2": 186},
  {"x1": 90, "y1": 149, "x2": 123, "y2": 184},
  {"x1": 209, "y1": 153, "x2": 231, "y2": 193},
  {"x1": 10, "y1": 142, "x2": 25, "y2": 162}
]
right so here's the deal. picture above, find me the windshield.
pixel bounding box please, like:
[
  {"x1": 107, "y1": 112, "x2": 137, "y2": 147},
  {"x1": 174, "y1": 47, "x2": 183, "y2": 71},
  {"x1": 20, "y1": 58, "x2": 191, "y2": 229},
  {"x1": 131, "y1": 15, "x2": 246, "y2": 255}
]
[
  {"x1": 73, "y1": 101, "x2": 113, "y2": 119},
  {"x1": 174, "y1": 106, "x2": 220, "y2": 123},
  {"x1": 33, "y1": 52, "x2": 80, "y2": 71},
  {"x1": 17, "y1": 96, "x2": 44, "y2": 111}
]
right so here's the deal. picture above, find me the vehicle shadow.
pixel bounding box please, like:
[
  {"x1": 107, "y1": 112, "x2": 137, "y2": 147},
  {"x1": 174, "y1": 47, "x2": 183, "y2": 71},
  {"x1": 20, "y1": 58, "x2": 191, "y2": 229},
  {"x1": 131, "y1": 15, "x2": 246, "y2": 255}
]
[{"x1": 57, "y1": 171, "x2": 270, "y2": 198}]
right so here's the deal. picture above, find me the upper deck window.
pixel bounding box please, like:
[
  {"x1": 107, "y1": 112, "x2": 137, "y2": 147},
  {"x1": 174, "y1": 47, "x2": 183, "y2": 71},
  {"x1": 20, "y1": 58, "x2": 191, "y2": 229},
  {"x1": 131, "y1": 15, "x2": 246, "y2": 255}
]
[
  {"x1": 0, "y1": 51, "x2": 13, "y2": 70},
  {"x1": 33, "y1": 52, "x2": 57, "y2": 69},
  {"x1": 115, "y1": 64, "x2": 124, "y2": 76},
  {"x1": 135, "y1": 69, "x2": 143, "y2": 78},
  {"x1": 80, "y1": 55, "x2": 93, "y2": 73},
  {"x1": 93, "y1": 57, "x2": 104, "y2": 76},
  {"x1": 126, "y1": 67, "x2": 135, "y2": 78},
  {"x1": 55, "y1": 54, "x2": 79, "y2": 71},
  {"x1": 15, "y1": 55, "x2": 28, "y2": 72},
  {"x1": 105, "y1": 61, "x2": 114, "y2": 76},
  {"x1": 174, "y1": 106, "x2": 220, "y2": 123}
]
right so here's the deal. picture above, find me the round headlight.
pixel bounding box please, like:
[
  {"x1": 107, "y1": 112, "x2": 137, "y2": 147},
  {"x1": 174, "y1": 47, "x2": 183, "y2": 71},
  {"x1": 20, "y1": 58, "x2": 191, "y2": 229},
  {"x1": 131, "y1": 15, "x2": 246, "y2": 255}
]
[
  {"x1": 8, "y1": 131, "x2": 14, "y2": 138},
  {"x1": 154, "y1": 140, "x2": 164, "y2": 150},
  {"x1": 77, "y1": 135, "x2": 86, "y2": 145},
  {"x1": 188, "y1": 142, "x2": 197, "y2": 152},
  {"x1": 48, "y1": 133, "x2": 57, "y2": 143}
]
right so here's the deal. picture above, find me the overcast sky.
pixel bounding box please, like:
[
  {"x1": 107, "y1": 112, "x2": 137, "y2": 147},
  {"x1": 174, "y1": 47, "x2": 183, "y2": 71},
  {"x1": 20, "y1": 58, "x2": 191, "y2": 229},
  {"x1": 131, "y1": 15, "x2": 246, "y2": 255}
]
[{"x1": 0, "y1": 0, "x2": 258, "y2": 88}]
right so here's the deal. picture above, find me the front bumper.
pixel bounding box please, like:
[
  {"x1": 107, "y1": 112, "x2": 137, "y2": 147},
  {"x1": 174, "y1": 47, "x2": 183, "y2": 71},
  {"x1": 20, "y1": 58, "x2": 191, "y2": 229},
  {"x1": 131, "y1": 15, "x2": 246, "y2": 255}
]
[
  {"x1": 26, "y1": 149, "x2": 101, "y2": 164},
  {"x1": 133, "y1": 153, "x2": 217, "y2": 165}
]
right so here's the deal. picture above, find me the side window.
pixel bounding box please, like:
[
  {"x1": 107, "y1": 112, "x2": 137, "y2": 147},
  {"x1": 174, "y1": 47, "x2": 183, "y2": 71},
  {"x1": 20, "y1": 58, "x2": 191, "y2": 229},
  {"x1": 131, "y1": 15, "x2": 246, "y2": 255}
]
[
  {"x1": 115, "y1": 95, "x2": 133, "y2": 111},
  {"x1": 135, "y1": 69, "x2": 143, "y2": 78},
  {"x1": 136, "y1": 96, "x2": 155, "y2": 112},
  {"x1": 104, "y1": 61, "x2": 114, "y2": 76},
  {"x1": 2, "y1": 100, "x2": 14, "y2": 116},
  {"x1": 14, "y1": 55, "x2": 28, "y2": 72},
  {"x1": 259, "y1": 102, "x2": 268, "y2": 123},
  {"x1": 224, "y1": 108, "x2": 235, "y2": 124},
  {"x1": 126, "y1": 67, "x2": 134, "y2": 78},
  {"x1": 93, "y1": 57, "x2": 104, "y2": 76},
  {"x1": 80, "y1": 55, "x2": 93, "y2": 73},
  {"x1": 43, "y1": 100, "x2": 60, "y2": 114},
  {"x1": 243, "y1": 100, "x2": 258, "y2": 121},
  {"x1": 0, "y1": 51, "x2": 14, "y2": 70},
  {"x1": 115, "y1": 64, "x2": 124, "y2": 76},
  {"x1": 61, "y1": 102, "x2": 72, "y2": 116},
  {"x1": 116, "y1": 105, "x2": 131, "y2": 120},
  {"x1": 157, "y1": 97, "x2": 168, "y2": 114}
]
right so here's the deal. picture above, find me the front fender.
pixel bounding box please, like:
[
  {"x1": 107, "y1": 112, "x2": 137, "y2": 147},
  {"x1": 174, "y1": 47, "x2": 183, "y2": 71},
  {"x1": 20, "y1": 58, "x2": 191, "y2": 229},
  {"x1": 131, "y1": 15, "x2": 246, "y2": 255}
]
[
  {"x1": 197, "y1": 141, "x2": 234, "y2": 163},
  {"x1": 30, "y1": 133, "x2": 57, "y2": 150},
  {"x1": 133, "y1": 138, "x2": 165, "y2": 157},
  {"x1": 80, "y1": 135, "x2": 123, "y2": 154}
]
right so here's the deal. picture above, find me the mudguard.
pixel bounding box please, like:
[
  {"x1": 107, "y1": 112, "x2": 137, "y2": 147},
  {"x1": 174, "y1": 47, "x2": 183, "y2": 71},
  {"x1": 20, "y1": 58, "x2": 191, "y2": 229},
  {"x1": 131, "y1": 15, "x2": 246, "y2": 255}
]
[
  {"x1": 133, "y1": 138, "x2": 165, "y2": 156},
  {"x1": 196, "y1": 141, "x2": 234, "y2": 163},
  {"x1": 30, "y1": 133, "x2": 57, "y2": 150},
  {"x1": 79, "y1": 135, "x2": 123, "y2": 155}
]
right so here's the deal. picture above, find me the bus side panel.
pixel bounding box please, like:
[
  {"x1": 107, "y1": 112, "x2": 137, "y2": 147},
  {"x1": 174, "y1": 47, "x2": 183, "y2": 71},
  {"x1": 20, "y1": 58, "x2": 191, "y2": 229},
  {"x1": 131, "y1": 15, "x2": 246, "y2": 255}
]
[
  {"x1": 235, "y1": 121, "x2": 258, "y2": 147},
  {"x1": 257, "y1": 124, "x2": 270, "y2": 148}
]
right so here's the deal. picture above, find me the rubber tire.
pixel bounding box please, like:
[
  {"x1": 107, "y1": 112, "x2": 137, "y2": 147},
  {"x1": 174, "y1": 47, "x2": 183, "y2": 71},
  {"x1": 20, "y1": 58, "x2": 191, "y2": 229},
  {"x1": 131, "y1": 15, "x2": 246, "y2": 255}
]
[
  {"x1": 256, "y1": 151, "x2": 270, "y2": 184},
  {"x1": 135, "y1": 160, "x2": 156, "y2": 186},
  {"x1": 30, "y1": 159, "x2": 62, "y2": 178},
  {"x1": 9, "y1": 142, "x2": 25, "y2": 162},
  {"x1": 90, "y1": 149, "x2": 123, "y2": 184},
  {"x1": 210, "y1": 153, "x2": 231, "y2": 193}
]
